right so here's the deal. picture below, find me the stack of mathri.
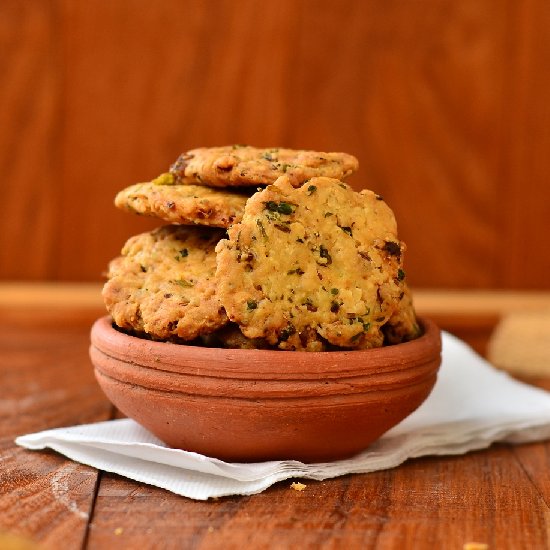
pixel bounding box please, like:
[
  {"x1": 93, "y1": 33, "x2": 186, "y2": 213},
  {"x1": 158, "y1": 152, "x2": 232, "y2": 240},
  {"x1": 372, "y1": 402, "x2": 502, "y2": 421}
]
[{"x1": 103, "y1": 145, "x2": 420, "y2": 351}]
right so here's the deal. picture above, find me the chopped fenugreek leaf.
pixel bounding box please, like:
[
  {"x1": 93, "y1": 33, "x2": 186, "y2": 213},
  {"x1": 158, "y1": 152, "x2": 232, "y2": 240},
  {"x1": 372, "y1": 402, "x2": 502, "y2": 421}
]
[
  {"x1": 340, "y1": 226, "x2": 353, "y2": 236},
  {"x1": 279, "y1": 324, "x2": 296, "y2": 341},
  {"x1": 319, "y1": 245, "x2": 332, "y2": 265},
  {"x1": 256, "y1": 219, "x2": 268, "y2": 239},
  {"x1": 330, "y1": 288, "x2": 339, "y2": 295},
  {"x1": 274, "y1": 223, "x2": 291, "y2": 233},
  {"x1": 173, "y1": 279, "x2": 194, "y2": 288},
  {"x1": 383, "y1": 241, "x2": 401, "y2": 257},
  {"x1": 247, "y1": 300, "x2": 258, "y2": 310},
  {"x1": 307, "y1": 185, "x2": 317, "y2": 195},
  {"x1": 264, "y1": 201, "x2": 295, "y2": 215},
  {"x1": 397, "y1": 268, "x2": 406, "y2": 281},
  {"x1": 359, "y1": 250, "x2": 371, "y2": 261}
]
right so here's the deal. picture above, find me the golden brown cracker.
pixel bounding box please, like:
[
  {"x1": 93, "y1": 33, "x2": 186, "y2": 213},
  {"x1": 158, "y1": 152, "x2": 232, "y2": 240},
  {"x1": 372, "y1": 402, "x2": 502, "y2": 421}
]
[
  {"x1": 215, "y1": 176, "x2": 409, "y2": 350},
  {"x1": 115, "y1": 180, "x2": 250, "y2": 228},
  {"x1": 169, "y1": 145, "x2": 358, "y2": 188},
  {"x1": 103, "y1": 225, "x2": 227, "y2": 341}
]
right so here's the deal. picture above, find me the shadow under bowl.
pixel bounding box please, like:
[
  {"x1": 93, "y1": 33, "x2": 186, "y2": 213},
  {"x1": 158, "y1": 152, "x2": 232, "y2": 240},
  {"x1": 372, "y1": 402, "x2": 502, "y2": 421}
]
[{"x1": 90, "y1": 316, "x2": 441, "y2": 463}]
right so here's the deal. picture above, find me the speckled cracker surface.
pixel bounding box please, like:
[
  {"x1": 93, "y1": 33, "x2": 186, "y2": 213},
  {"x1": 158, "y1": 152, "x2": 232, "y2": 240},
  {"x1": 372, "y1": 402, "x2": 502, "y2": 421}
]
[
  {"x1": 103, "y1": 225, "x2": 227, "y2": 341},
  {"x1": 215, "y1": 176, "x2": 412, "y2": 350},
  {"x1": 169, "y1": 145, "x2": 359, "y2": 188},
  {"x1": 114, "y1": 180, "x2": 250, "y2": 228}
]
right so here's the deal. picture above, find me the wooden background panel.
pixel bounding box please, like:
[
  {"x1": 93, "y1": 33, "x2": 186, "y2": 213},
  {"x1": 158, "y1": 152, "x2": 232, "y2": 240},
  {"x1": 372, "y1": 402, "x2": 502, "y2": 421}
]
[
  {"x1": 497, "y1": 0, "x2": 550, "y2": 288},
  {"x1": 1, "y1": 0, "x2": 549, "y2": 288},
  {"x1": 0, "y1": 0, "x2": 62, "y2": 280}
]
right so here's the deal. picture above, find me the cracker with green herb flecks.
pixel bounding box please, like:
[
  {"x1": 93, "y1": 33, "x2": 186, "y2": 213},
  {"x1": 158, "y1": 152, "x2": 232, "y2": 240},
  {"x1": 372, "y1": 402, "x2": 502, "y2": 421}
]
[
  {"x1": 115, "y1": 181, "x2": 252, "y2": 228},
  {"x1": 103, "y1": 225, "x2": 228, "y2": 341},
  {"x1": 169, "y1": 145, "x2": 359, "y2": 188},
  {"x1": 215, "y1": 176, "x2": 412, "y2": 350}
]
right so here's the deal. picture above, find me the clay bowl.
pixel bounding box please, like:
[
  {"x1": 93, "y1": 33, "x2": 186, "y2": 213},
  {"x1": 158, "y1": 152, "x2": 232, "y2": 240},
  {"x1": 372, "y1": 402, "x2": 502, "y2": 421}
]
[{"x1": 90, "y1": 316, "x2": 441, "y2": 463}]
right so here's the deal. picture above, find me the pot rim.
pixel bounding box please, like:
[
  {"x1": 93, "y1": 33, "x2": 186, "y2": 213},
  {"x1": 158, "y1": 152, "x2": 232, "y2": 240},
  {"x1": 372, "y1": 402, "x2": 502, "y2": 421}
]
[{"x1": 91, "y1": 316, "x2": 441, "y2": 379}]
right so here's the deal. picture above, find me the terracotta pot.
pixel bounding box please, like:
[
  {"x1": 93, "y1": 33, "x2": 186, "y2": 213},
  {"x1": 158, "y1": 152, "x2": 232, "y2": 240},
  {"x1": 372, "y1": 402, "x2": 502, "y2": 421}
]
[{"x1": 90, "y1": 316, "x2": 441, "y2": 463}]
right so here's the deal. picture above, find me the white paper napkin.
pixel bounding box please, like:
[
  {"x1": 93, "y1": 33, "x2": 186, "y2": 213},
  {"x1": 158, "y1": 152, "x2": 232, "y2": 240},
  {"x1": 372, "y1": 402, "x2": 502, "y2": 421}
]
[{"x1": 16, "y1": 332, "x2": 550, "y2": 500}]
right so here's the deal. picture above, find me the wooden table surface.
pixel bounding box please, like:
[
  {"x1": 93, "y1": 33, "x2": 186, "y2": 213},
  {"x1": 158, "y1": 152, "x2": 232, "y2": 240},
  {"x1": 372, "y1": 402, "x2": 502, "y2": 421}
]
[{"x1": 2, "y1": 285, "x2": 550, "y2": 550}]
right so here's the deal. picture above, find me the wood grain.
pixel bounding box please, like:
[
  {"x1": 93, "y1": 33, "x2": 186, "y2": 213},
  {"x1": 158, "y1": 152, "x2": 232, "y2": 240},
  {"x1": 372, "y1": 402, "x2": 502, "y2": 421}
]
[
  {"x1": 512, "y1": 442, "x2": 550, "y2": 508},
  {"x1": 0, "y1": 323, "x2": 112, "y2": 547},
  {"x1": 1, "y1": 1, "x2": 550, "y2": 287},
  {"x1": 86, "y1": 446, "x2": 549, "y2": 549}
]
